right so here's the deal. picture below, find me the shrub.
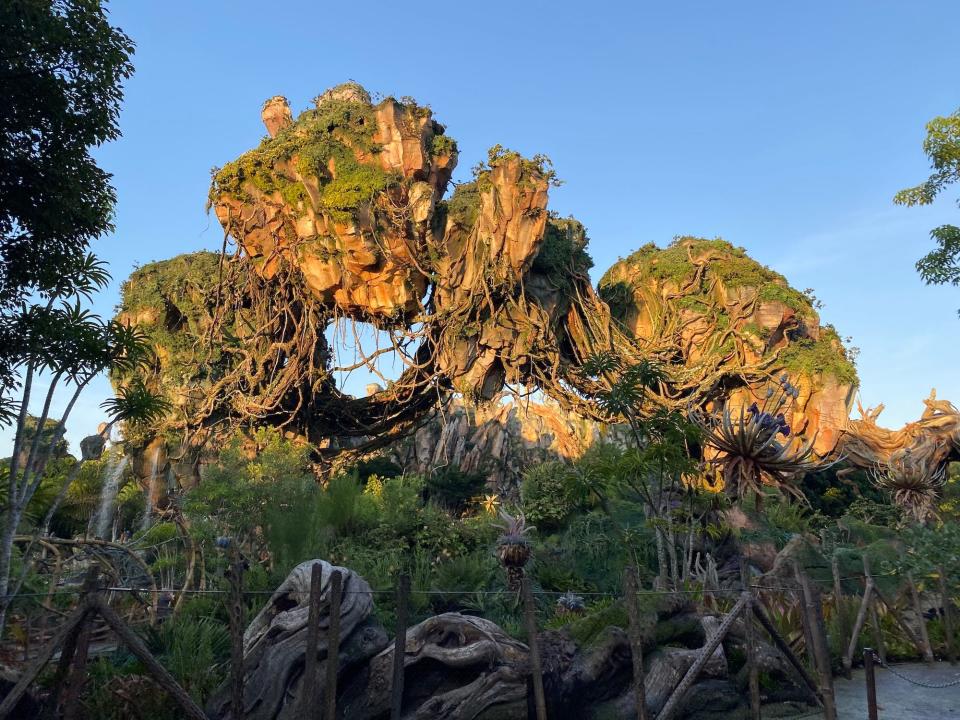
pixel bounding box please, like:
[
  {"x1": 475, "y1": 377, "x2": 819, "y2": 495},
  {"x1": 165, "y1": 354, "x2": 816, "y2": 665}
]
[
  {"x1": 424, "y1": 465, "x2": 487, "y2": 511},
  {"x1": 521, "y1": 461, "x2": 578, "y2": 531}
]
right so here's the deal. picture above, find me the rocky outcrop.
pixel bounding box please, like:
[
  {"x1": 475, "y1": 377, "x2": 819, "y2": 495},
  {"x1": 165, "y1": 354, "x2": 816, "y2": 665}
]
[
  {"x1": 388, "y1": 395, "x2": 630, "y2": 492},
  {"x1": 207, "y1": 560, "x2": 388, "y2": 720},
  {"x1": 211, "y1": 562, "x2": 816, "y2": 720},
  {"x1": 600, "y1": 238, "x2": 859, "y2": 456}
]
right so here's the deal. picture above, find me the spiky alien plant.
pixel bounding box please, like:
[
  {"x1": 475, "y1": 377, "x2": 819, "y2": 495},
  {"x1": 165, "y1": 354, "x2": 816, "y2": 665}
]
[
  {"x1": 494, "y1": 510, "x2": 535, "y2": 591},
  {"x1": 555, "y1": 591, "x2": 586, "y2": 618},
  {"x1": 692, "y1": 375, "x2": 821, "y2": 508},
  {"x1": 871, "y1": 456, "x2": 946, "y2": 524}
]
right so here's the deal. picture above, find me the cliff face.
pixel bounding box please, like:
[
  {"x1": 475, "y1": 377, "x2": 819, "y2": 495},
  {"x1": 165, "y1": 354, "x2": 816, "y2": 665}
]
[
  {"x1": 388, "y1": 395, "x2": 630, "y2": 492},
  {"x1": 600, "y1": 238, "x2": 858, "y2": 455}
]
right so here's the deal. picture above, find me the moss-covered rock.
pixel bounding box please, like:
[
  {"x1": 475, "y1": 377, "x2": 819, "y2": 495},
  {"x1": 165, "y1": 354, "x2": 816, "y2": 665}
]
[{"x1": 600, "y1": 236, "x2": 858, "y2": 455}]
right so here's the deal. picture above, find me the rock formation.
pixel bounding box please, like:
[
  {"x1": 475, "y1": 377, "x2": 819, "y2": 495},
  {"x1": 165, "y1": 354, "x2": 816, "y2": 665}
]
[
  {"x1": 113, "y1": 83, "x2": 959, "y2": 491},
  {"x1": 209, "y1": 561, "x2": 815, "y2": 720},
  {"x1": 599, "y1": 238, "x2": 858, "y2": 456},
  {"x1": 388, "y1": 394, "x2": 630, "y2": 492},
  {"x1": 207, "y1": 560, "x2": 388, "y2": 720}
]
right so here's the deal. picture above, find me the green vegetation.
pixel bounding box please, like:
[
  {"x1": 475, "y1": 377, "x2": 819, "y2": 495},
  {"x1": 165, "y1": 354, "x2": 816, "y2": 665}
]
[
  {"x1": 895, "y1": 107, "x2": 960, "y2": 311},
  {"x1": 210, "y1": 91, "x2": 437, "y2": 223},
  {"x1": 778, "y1": 325, "x2": 858, "y2": 385},
  {"x1": 531, "y1": 214, "x2": 594, "y2": 289}
]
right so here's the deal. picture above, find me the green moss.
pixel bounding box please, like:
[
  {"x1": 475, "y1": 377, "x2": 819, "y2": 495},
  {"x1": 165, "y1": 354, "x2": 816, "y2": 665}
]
[
  {"x1": 563, "y1": 599, "x2": 629, "y2": 646},
  {"x1": 430, "y1": 131, "x2": 457, "y2": 157},
  {"x1": 779, "y1": 326, "x2": 858, "y2": 385},
  {"x1": 531, "y1": 214, "x2": 594, "y2": 288},
  {"x1": 757, "y1": 283, "x2": 812, "y2": 313},
  {"x1": 438, "y1": 181, "x2": 481, "y2": 231},
  {"x1": 116, "y1": 251, "x2": 243, "y2": 395},
  {"x1": 210, "y1": 94, "x2": 403, "y2": 222}
]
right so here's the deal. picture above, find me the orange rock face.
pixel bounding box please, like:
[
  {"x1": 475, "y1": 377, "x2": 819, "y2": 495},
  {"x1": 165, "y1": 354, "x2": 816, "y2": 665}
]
[
  {"x1": 212, "y1": 88, "x2": 457, "y2": 321},
  {"x1": 600, "y1": 237, "x2": 858, "y2": 456}
]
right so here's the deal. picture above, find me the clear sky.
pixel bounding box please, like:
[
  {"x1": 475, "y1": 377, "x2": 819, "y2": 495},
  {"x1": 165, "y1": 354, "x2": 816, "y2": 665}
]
[{"x1": 10, "y1": 0, "x2": 960, "y2": 451}]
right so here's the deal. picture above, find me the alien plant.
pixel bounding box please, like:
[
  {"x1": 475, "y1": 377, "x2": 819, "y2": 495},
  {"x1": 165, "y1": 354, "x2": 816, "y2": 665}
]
[{"x1": 692, "y1": 375, "x2": 822, "y2": 508}]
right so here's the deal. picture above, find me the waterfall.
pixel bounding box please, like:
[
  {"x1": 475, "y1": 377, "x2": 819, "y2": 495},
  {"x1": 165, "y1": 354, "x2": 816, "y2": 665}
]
[
  {"x1": 93, "y1": 455, "x2": 129, "y2": 540},
  {"x1": 140, "y1": 449, "x2": 160, "y2": 533}
]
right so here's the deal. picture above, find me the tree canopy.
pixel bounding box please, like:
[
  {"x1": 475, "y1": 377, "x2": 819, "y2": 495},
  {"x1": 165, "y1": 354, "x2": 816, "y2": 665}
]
[
  {"x1": 0, "y1": 0, "x2": 134, "y2": 387},
  {"x1": 895, "y1": 108, "x2": 960, "y2": 311}
]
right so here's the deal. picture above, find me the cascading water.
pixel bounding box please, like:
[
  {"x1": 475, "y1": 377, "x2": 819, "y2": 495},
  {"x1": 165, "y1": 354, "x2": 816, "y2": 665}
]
[
  {"x1": 93, "y1": 455, "x2": 129, "y2": 540},
  {"x1": 140, "y1": 448, "x2": 160, "y2": 533}
]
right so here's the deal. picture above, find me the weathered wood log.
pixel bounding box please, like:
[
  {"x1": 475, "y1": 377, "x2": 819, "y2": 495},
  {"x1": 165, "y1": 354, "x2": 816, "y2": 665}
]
[
  {"x1": 390, "y1": 574, "x2": 409, "y2": 720},
  {"x1": 207, "y1": 560, "x2": 385, "y2": 720},
  {"x1": 623, "y1": 566, "x2": 649, "y2": 720},
  {"x1": 657, "y1": 592, "x2": 748, "y2": 720},
  {"x1": 340, "y1": 612, "x2": 529, "y2": 720},
  {"x1": 907, "y1": 572, "x2": 935, "y2": 665}
]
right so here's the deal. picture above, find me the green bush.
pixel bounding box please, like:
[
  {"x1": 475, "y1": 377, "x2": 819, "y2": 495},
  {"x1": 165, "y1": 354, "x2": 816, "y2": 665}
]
[
  {"x1": 521, "y1": 461, "x2": 578, "y2": 531},
  {"x1": 424, "y1": 465, "x2": 486, "y2": 511}
]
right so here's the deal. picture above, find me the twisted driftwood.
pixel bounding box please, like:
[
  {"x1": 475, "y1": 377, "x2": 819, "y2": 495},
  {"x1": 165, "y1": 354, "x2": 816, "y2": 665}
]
[{"x1": 207, "y1": 560, "x2": 387, "y2": 720}]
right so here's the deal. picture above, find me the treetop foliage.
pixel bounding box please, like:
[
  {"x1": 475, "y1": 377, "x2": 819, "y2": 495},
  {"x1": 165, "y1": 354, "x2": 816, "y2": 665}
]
[{"x1": 0, "y1": 0, "x2": 134, "y2": 385}]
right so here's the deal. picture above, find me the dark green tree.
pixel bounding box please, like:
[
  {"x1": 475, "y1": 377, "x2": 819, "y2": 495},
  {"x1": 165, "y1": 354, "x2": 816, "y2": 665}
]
[
  {"x1": 0, "y1": 0, "x2": 134, "y2": 390},
  {"x1": 895, "y1": 109, "x2": 960, "y2": 312}
]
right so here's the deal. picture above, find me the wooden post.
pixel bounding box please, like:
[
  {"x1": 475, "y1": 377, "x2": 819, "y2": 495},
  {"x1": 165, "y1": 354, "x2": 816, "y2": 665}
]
[
  {"x1": 796, "y1": 569, "x2": 837, "y2": 720},
  {"x1": 831, "y1": 555, "x2": 851, "y2": 679},
  {"x1": 658, "y1": 593, "x2": 749, "y2": 720},
  {"x1": 390, "y1": 574, "x2": 410, "y2": 720},
  {"x1": 60, "y1": 610, "x2": 94, "y2": 720},
  {"x1": 227, "y1": 545, "x2": 245, "y2": 719},
  {"x1": 60, "y1": 566, "x2": 101, "y2": 720},
  {"x1": 863, "y1": 648, "x2": 879, "y2": 720},
  {"x1": 907, "y1": 572, "x2": 934, "y2": 665},
  {"x1": 794, "y1": 565, "x2": 817, "y2": 672},
  {"x1": 0, "y1": 601, "x2": 90, "y2": 720},
  {"x1": 325, "y1": 570, "x2": 342, "y2": 720},
  {"x1": 521, "y1": 575, "x2": 547, "y2": 720},
  {"x1": 740, "y1": 558, "x2": 761, "y2": 720},
  {"x1": 622, "y1": 566, "x2": 649, "y2": 720},
  {"x1": 93, "y1": 598, "x2": 208, "y2": 720},
  {"x1": 302, "y1": 563, "x2": 323, "y2": 719},
  {"x1": 844, "y1": 579, "x2": 873, "y2": 673},
  {"x1": 939, "y1": 567, "x2": 956, "y2": 666},
  {"x1": 868, "y1": 595, "x2": 886, "y2": 666},
  {"x1": 751, "y1": 600, "x2": 823, "y2": 706}
]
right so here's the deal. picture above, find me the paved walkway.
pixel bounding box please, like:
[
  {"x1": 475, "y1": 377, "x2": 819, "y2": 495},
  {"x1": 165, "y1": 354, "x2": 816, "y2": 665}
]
[
  {"x1": 833, "y1": 662, "x2": 960, "y2": 719},
  {"x1": 771, "y1": 662, "x2": 960, "y2": 719}
]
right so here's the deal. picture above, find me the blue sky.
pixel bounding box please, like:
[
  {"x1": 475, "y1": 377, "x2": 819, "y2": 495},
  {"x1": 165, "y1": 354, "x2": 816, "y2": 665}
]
[{"x1": 10, "y1": 0, "x2": 960, "y2": 450}]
